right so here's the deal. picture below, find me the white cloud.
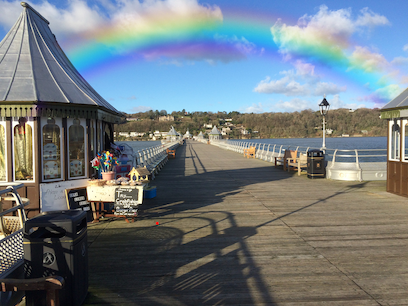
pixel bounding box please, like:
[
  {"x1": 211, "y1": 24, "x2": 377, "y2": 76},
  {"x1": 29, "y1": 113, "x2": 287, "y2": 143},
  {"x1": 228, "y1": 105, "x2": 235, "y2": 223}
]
[
  {"x1": 130, "y1": 105, "x2": 152, "y2": 112},
  {"x1": 0, "y1": 0, "x2": 106, "y2": 36},
  {"x1": 254, "y1": 76, "x2": 309, "y2": 96},
  {"x1": 355, "y1": 7, "x2": 390, "y2": 28},
  {"x1": 271, "y1": 5, "x2": 390, "y2": 67},
  {"x1": 0, "y1": 1, "x2": 21, "y2": 30},
  {"x1": 0, "y1": 1, "x2": 222, "y2": 40},
  {"x1": 240, "y1": 103, "x2": 265, "y2": 113},
  {"x1": 314, "y1": 82, "x2": 346, "y2": 96},
  {"x1": 329, "y1": 94, "x2": 365, "y2": 109},
  {"x1": 254, "y1": 64, "x2": 347, "y2": 97},
  {"x1": 293, "y1": 60, "x2": 315, "y2": 76},
  {"x1": 276, "y1": 98, "x2": 310, "y2": 112},
  {"x1": 349, "y1": 46, "x2": 389, "y2": 73},
  {"x1": 374, "y1": 84, "x2": 402, "y2": 101},
  {"x1": 404, "y1": 44, "x2": 408, "y2": 52},
  {"x1": 391, "y1": 56, "x2": 408, "y2": 66}
]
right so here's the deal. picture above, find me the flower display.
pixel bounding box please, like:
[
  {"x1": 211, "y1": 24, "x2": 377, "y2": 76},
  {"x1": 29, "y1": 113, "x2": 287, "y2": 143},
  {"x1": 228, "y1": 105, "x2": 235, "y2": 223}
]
[{"x1": 91, "y1": 151, "x2": 118, "y2": 173}]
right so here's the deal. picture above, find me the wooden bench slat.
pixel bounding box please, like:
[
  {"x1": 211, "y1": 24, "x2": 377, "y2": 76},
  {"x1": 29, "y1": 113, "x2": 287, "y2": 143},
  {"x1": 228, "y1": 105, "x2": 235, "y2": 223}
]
[
  {"x1": 243, "y1": 147, "x2": 256, "y2": 158},
  {"x1": 275, "y1": 149, "x2": 297, "y2": 171}
]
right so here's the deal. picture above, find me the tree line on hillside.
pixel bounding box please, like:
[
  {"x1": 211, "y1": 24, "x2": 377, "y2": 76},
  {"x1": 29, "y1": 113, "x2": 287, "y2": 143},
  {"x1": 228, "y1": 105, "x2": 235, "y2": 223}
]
[{"x1": 116, "y1": 108, "x2": 387, "y2": 140}]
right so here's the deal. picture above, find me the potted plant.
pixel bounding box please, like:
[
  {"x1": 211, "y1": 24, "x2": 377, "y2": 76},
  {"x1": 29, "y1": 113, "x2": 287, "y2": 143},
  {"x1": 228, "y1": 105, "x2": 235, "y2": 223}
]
[{"x1": 91, "y1": 151, "x2": 118, "y2": 181}]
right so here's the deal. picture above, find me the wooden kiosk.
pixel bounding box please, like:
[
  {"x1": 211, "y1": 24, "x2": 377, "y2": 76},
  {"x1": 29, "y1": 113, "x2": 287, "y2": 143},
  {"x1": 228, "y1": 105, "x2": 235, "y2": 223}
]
[
  {"x1": 381, "y1": 87, "x2": 408, "y2": 197},
  {"x1": 0, "y1": 3, "x2": 122, "y2": 215}
]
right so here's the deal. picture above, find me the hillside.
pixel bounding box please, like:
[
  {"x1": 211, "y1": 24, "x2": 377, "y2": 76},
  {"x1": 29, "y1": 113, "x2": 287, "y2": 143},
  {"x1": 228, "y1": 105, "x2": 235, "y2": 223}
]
[{"x1": 115, "y1": 108, "x2": 387, "y2": 140}]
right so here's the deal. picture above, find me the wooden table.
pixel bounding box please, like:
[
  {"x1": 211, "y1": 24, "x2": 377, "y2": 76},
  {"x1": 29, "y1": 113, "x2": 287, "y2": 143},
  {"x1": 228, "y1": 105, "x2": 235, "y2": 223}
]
[{"x1": 87, "y1": 184, "x2": 145, "y2": 222}]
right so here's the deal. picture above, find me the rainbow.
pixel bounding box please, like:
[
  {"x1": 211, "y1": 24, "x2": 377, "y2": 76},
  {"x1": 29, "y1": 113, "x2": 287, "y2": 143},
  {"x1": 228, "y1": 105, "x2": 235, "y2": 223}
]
[{"x1": 62, "y1": 7, "x2": 404, "y2": 104}]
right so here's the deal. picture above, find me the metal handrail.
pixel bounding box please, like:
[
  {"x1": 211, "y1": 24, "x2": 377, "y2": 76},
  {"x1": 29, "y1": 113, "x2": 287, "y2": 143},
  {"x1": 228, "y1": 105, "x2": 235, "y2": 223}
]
[
  {"x1": 0, "y1": 185, "x2": 29, "y2": 238},
  {"x1": 220, "y1": 140, "x2": 386, "y2": 163},
  {"x1": 0, "y1": 185, "x2": 29, "y2": 219},
  {"x1": 329, "y1": 149, "x2": 386, "y2": 163}
]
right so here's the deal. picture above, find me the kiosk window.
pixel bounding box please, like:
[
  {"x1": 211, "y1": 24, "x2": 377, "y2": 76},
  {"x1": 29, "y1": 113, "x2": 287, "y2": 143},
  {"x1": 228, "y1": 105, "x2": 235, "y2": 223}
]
[
  {"x1": 13, "y1": 117, "x2": 34, "y2": 181},
  {"x1": 390, "y1": 120, "x2": 400, "y2": 161},
  {"x1": 0, "y1": 124, "x2": 6, "y2": 181},
  {"x1": 68, "y1": 119, "x2": 86, "y2": 178},
  {"x1": 42, "y1": 118, "x2": 62, "y2": 181}
]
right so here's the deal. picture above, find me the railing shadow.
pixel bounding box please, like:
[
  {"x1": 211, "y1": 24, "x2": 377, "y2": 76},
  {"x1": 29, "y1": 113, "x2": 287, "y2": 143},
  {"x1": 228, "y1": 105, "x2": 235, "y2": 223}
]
[{"x1": 85, "y1": 140, "x2": 375, "y2": 305}]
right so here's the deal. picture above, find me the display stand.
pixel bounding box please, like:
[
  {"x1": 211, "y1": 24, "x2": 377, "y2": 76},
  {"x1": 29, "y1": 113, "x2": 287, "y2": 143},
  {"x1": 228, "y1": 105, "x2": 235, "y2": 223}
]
[{"x1": 86, "y1": 184, "x2": 146, "y2": 222}]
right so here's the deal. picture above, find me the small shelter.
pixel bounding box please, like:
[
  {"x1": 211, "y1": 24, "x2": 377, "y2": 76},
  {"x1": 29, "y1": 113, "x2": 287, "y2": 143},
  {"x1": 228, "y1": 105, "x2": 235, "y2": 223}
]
[
  {"x1": 166, "y1": 126, "x2": 179, "y2": 142},
  {"x1": 197, "y1": 131, "x2": 205, "y2": 140},
  {"x1": 381, "y1": 87, "x2": 408, "y2": 197},
  {"x1": 208, "y1": 126, "x2": 222, "y2": 141},
  {"x1": 0, "y1": 3, "x2": 122, "y2": 213},
  {"x1": 184, "y1": 129, "x2": 192, "y2": 139}
]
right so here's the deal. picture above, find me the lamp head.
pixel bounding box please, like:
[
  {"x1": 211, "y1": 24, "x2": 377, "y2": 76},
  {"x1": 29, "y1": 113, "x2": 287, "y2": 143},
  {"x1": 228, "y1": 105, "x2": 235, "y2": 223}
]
[{"x1": 319, "y1": 96, "x2": 330, "y2": 116}]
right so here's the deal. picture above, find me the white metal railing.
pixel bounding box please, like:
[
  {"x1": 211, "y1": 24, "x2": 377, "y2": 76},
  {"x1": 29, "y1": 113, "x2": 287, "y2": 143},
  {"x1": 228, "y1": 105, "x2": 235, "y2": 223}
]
[
  {"x1": 325, "y1": 149, "x2": 387, "y2": 181},
  {"x1": 134, "y1": 141, "x2": 179, "y2": 175},
  {"x1": 209, "y1": 139, "x2": 387, "y2": 181}
]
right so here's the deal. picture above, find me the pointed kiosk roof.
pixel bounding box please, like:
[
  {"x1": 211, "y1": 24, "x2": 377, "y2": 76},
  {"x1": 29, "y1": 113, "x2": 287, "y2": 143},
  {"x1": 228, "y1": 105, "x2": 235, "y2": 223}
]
[
  {"x1": 0, "y1": 2, "x2": 121, "y2": 123},
  {"x1": 167, "y1": 126, "x2": 178, "y2": 136},
  {"x1": 209, "y1": 126, "x2": 221, "y2": 135}
]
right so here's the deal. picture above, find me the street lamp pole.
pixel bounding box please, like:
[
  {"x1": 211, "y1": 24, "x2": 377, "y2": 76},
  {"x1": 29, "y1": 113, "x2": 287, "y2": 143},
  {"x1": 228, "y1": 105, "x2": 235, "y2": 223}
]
[{"x1": 319, "y1": 96, "x2": 330, "y2": 151}]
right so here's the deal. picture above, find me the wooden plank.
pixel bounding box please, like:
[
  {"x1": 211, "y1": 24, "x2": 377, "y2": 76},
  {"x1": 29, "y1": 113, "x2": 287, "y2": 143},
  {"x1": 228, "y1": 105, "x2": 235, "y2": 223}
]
[{"x1": 83, "y1": 140, "x2": 408, "y2": 306}]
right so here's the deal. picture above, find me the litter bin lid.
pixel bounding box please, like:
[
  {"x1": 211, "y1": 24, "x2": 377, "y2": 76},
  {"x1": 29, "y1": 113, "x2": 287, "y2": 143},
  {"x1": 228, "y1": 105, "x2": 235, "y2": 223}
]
[
  {"x1": 307, "y1": 149, "x2": 324, "y2": 157},
  {"x1": 25, "y1": 210, "x2": 86, "y2": 225}
]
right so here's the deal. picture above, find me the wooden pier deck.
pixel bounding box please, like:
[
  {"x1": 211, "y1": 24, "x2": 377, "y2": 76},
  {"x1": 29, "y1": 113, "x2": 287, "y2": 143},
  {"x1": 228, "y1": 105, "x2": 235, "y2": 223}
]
[{"x1": 84, "y1": 140, "x2": 408, "y2": 305}]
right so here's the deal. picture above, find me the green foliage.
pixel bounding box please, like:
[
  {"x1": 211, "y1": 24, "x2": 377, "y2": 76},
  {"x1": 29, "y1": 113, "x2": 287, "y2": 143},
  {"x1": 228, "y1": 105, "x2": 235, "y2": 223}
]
[{"x1": 116, "y1": 108, "x2": 387, "y2": 139}]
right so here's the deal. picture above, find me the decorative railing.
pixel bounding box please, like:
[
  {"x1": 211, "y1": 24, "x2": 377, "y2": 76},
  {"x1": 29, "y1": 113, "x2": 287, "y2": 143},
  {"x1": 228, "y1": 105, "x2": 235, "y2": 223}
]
[
  {"x1": 209, "y1": 140, "x2": 387, "y2": 181},
  {"x1": 134, "y1": 141, "x2": 179, "y2": 171}
]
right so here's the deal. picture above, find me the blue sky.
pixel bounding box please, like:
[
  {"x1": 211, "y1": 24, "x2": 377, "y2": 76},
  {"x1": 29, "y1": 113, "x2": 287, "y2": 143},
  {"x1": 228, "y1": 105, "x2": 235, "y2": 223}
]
[{"x1": 1, "y1": 0, "x2": 408, "y2": 114}]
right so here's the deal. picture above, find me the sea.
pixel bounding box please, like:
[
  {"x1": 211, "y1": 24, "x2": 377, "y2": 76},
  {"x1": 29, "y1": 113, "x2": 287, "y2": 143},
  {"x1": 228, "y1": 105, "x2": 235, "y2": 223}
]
[
  {"x1": 228, "y1": 136, "x2": 387, "y2": 150},
  {"x1": 118, "y1": 136, "x2": 387, "y2": 163},
  {"x1": 119, "y1": 137, "x2": 386, "y2": 151}
]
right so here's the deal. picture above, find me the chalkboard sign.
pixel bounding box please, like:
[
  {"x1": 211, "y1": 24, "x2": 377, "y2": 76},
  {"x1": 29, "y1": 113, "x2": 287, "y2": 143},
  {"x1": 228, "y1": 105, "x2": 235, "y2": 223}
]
[
  {"x1": 65, "y1": 187, "x2": 93, "y2": 222},
  {"x1": 114, "y1": 187, "x2": 139, "y2": 216}
]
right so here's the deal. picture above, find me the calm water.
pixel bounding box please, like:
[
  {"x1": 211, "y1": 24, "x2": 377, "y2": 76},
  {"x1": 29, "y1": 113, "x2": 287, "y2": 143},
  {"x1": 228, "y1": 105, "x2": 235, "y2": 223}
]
[
  {"x1": 118, "y1": 137, "x2": 387, "y2": 162},
  {"x1": 229, "y1": 136, "x2": 387, "y2": 150},
  {"x1": 120, "y1": 137, "x2": 386, "y2": 151},
  {"x1": 229, "y1": 137, "x2": 387, "y2": 162},
  {"x1": 117, "y1": 140, "x2": 162, "y2": 152}
]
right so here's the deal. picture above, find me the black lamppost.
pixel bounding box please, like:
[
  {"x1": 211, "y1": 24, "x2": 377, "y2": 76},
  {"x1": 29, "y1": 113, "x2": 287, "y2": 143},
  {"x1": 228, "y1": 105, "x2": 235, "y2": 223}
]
[{"x1": 319, "y1": 96, "x2": 330, "y2": 150}]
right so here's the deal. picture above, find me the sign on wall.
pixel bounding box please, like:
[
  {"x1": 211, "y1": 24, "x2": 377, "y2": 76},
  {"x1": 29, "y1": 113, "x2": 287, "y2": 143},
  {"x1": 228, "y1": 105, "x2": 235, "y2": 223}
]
[{"x1": 40, "y1": 179, "x2": 89, "y2": 212}]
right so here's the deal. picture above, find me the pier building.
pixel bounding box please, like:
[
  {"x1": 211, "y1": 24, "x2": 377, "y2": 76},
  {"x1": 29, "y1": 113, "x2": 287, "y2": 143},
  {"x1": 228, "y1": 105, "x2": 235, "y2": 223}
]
[
  {"x1": 381, "y1": 87, "x2": 408, "y2": 196},
  {"x1": 208, "y1": 125, "x2": 222, "y2": 141},
  {"x1": 0, "y1": 3, "x2": 122, "y2": 214}
]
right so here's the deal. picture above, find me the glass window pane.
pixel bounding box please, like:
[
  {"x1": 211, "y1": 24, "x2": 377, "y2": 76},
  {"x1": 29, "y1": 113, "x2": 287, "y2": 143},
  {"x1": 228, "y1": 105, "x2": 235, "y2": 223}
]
[
  {"x1": 0, "y1": 124, "x2": 6, "y2": 181},
  {"x1": 14, "y1": 117, "x2": 33, "y2": 181},
  {"x1": 405, "y1": 122, "x2": 408, "y2": 161},
  {"x1": 391, "y1": 120, "x2": 400, "y2": 160},
  {"x1": 69, "y1": 119, "x2": 85, "y2": 178},
  {"x1": 42, "y1": 118, "x2": 62, "y2": 180}
]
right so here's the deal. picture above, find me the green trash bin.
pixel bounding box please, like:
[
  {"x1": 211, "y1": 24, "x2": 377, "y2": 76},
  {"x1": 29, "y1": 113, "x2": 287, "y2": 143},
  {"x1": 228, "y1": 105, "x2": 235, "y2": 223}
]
[
  {"x1": 307, "y1": 149, "x2": 325, "y2": 178},
  {"x1": 23, "y1": 210, "x2": 88, "y2": 306}
]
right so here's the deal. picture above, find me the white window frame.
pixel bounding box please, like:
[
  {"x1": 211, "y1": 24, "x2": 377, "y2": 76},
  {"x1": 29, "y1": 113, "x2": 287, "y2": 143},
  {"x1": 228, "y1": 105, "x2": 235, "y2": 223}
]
[
  {"x1": 0, "y1": 119, "x2": 7, "y2": 182},
  {"x1": 12, "y1": 117, "x2": 35, "y2": 182},
  {"x1": 41, "y1": 117, "x2": 64, "y2": 182},
  {"x1": 389, "y1": 119, "x2": 401, "y2": 161},
  {"x1": 403, "y1": 119, "x2": 408, "y2": 162},
  {"x1": 67, "y1": 118, "x2": 87, "y2": 180}
]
